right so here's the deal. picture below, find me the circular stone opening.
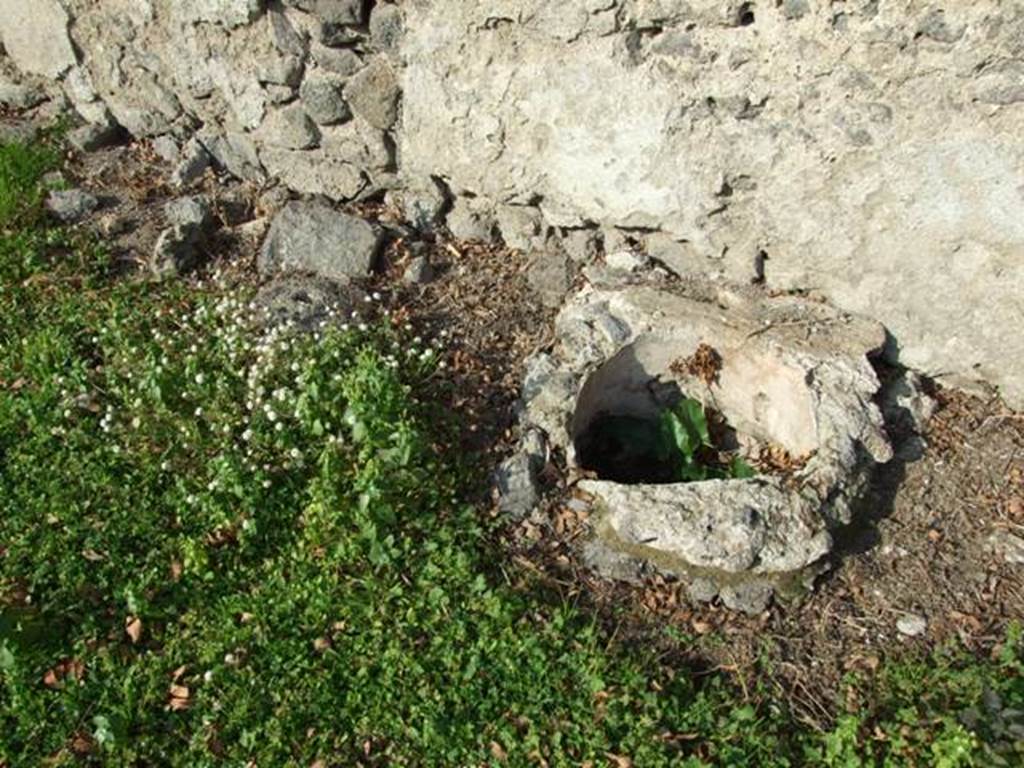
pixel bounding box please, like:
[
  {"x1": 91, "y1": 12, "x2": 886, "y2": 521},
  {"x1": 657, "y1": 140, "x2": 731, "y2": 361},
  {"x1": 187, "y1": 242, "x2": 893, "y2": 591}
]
[{"x1": 570, "y1": 337, "x2": 820, "y2": 483}]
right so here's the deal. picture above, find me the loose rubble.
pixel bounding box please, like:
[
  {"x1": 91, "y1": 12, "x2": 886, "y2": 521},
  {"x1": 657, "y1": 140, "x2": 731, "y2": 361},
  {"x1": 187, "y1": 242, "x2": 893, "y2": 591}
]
[{"x1": 258, "y1": 200, "x2": 382, "y2": 283}]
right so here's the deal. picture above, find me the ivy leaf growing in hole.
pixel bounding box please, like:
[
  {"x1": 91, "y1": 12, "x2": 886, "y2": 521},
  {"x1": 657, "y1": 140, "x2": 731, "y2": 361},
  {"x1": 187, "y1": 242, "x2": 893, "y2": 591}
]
[{"x1": 657, "y1": 397, "x2": 755, "y2": 482}]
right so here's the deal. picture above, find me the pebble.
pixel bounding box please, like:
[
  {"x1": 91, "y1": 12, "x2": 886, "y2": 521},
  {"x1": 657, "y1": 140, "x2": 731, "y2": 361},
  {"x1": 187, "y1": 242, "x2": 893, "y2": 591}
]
[{"x1": 896, "y1": 614, "x2": 928, "y2": 637}]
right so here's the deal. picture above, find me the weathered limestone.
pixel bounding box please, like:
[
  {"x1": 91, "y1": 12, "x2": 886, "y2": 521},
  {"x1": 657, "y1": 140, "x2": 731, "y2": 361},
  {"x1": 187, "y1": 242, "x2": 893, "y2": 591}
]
[
  {"x1": 0, "y1": 0, "x2": 77, "y2": 79},
  {"x1": 510, "y1": 275, "x2": 894, "y2": 605},
  {"x1": 400, "y1": 0, "x2": 1024, "y2": 407}
]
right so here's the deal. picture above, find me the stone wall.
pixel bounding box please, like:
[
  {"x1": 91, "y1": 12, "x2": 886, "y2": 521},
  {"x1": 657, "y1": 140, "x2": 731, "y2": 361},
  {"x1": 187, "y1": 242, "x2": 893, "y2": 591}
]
[{"x1": 2, "y1": 0, "x2": 1023, "y2": 406}]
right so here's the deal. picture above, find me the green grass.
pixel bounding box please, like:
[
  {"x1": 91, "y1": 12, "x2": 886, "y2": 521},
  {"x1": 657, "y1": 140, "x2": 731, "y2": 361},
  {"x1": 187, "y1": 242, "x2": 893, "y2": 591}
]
[{"x1": 1, "y1": 135, "x2": 1022, "y2": 766}]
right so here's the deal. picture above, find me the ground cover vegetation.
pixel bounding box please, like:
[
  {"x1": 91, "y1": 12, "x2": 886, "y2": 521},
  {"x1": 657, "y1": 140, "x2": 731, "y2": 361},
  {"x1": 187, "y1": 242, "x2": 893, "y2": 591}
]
[{"x1": 0, "y1": 133, "x2": 1022, "y2": 766}]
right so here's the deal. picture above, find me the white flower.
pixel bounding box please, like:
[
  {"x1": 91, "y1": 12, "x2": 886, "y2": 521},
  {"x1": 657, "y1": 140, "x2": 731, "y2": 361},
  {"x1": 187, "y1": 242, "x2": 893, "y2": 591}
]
[
  {"x1": 372, "y1": 292, "x2": 382, "y2": 301},
  {"x1": 194, "y1": 373, "x2": 205, "y2": 385},
  {"x1": 242, "y1": 429, "x2": 253, "y2": 442},
  {"x1": 262, "y1": 480, "x2": 271, "y2": 489},
  {"x1": 161, "y1": 461, "x2": 170, "y2": 471},
  {"x1": 186, "y1": 494, "x2": 197, "y2": 505},
  {"x1": 266, "y1": 409, "x2": 277, "y2": 422},
  {"x1": 194, "y1": 407, "x2": 203, "y2": 417},
  {"x1": 275, "y1": 422, "x2": 284, "y2": 432},
  {"x1": 289, "y1": 448, "x2": 301, "y2": 459}
]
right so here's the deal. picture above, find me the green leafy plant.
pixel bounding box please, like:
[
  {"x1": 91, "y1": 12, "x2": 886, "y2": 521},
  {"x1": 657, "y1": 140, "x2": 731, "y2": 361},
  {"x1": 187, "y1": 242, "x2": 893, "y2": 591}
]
[{"x1": 656, "y1": 397, "x2": 756, "y2": 482}]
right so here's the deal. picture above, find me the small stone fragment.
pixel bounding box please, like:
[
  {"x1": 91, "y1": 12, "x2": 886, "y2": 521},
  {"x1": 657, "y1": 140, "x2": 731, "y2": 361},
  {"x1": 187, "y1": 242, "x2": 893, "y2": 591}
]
[
  {"x1": 151, "y1": 198, "x2": 212, "y2": 278},
  {"x1": 151, "y1": 135, "x2": 180, "y2": 163},
  {"x1": 880, "y1": 369, "x2": 936, "y2": 436},
  {"x1": 403, "y1": 255, "x2": 434, "y2": 285},
  {"x1": 46, "y1": 189, "x2": 99, "y2": 223},
  {"x1": 0, "y1": 77, "x2": 45, "y2": 110},
  {"x1": 687, "y1": 578, "x2": 719, "y2": 604},
  {"x1": 446, "y1": 197, "x2": 495, "y2": 242},
  {"x1": 496, "y1": 205, "x2": 544, "y2": 252},
  {"x1": 344, "y1": 57, "x2": 401, "y2": 130},
  {"x1": 260, "y1": 105, "x2": 320, "y2": 149},
  {"x1": 391, "y1": 182, "x2": 447, "y2": 232},
  {"x1": 300, "y1": 76, "x2": 352, "y2": 126},
  {"x1": 258, "y1": 201, "x2": 382, "y2": 282},
  {"x1": 896, "y1": 614, "x2": 928, "y2": 637},
  {"x1": 559, "y1": 228, "x2": 601, "y2": 263},
  {"x1": 495, "y1": 429, "x2": 547, "y2": 518},
  {"x1": 298, "y1": 0, "x2": 363, "y2": 25},
  {"x1": 67, "y1": 123, "x2": 122, "y2": 153},
  {"x1": 198, "y1": 130, "x2": 265, "y2": 183},
  {"x1": 606, "y1": 249, "x2": 650, "y2": 272},
  {"x1": 719, "y1": 582, "x2": 774, "y2": 615},
  {"x1": 581, "y1": 539, "x2": 644, "y2": 584},
  {"x1": 257, "y1": 185, "x2": 292, "y2": 217},
  {"x1": 165, "y1": 196, "x2": 211, "y2": 229},
  {"x1": 152, "y1": 225, "x2": 205, "y2": 278},
  {"x1": 311, "y1": 45, "x2": 363, "y2": 77},
  {"x1": 495, "y1": 452, "x2": 541, "y2": 518},
  {"x1": 527, "y1": 251, "x2": 571, "y2": 308},
  {"x1": 988, "y1": 530, "x2": 1024, "y2": 565},
  {"x1": 369, "y1": 3, "x2": 404, "y2": 50},
  {"x1": 170, "y1": 139, "x2": 213, "y2": 189}
]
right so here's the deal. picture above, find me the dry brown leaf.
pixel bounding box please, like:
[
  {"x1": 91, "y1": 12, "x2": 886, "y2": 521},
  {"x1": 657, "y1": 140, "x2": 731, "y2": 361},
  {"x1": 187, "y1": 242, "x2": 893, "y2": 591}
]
[
  {"x1": 168, "y1": 683, "x2": 190, "y2": 711},
  {"x1": 170, "y1": 560, "x2": 183, "y2": 581},
  {"x1": 691, "y1": 619, "x2": 713, "y2": 635},
  {"x1": 71, "y1": 733, "x2": 93, "y2": 755},
  {"x1": 43, "y1": 668, "x2": 60, "y2": 688},
  {"x1": 606, "y1": 753, "x2": 633, "y2": 768},
  {"x1": 66, "y1": 659, "x2": 84, "y2": 681},
  {"x1": 489, "y1": 741, "x2": 508, "y2": 761},
  {"x1": 125, "y1": 616, "x2": 143, "y2": 644},
  {"x1": 169, "y1": 683, "x2": 190, "y2": 699}
]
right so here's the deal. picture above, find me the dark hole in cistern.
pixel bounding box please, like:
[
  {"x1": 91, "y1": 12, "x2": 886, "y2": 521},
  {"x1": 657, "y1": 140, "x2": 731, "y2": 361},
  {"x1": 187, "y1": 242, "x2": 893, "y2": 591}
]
[
  {"x1": 575, "y1": 409, "x2": 741, "y2": 485},
  {"x1": 575, "y1": 411, "x2": 680, "y2": 484}
]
